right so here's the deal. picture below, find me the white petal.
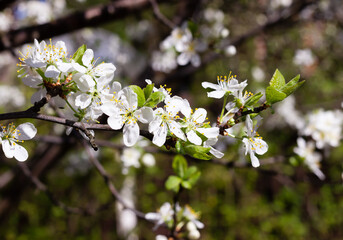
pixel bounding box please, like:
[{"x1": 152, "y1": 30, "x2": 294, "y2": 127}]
[
  {"x1": 14, "y1": 144, "x2": 29, "y2": 162},
  {"x1": 245, "y1": 115, "x2": 253, "y2": 135},
  {"x1": 101, "y1": 102, "x2": 119, "y2": 116},
  {"x1": 152, "y1": 123, "x2": 168, "y2": 147},
  {"x1": 242, "y1": 138, "x2": 250, "y2": 155},
  {"x1": 2, "y1": 140, "x2": 15, "y2": 158},
  {"x1": 197, "y1": 127, "x2": 219, "y2": 139},
  {"x1": 190, "y1": 54, "x2": 201, "y2": 67},
  {"x1": 17, "y1": 123, "x2": 37, "y2": 140},
  {"x1": 177, "y1": 52, "x2": 191, "y2": 66},
  {"x1": 254, "y1": 138, "x2": 268, "y2": 155},
  {"x1": 149, "y1": 117, "x2": 163, "y2": 133},
  {"x1": 82, "y1": 49, "x2": 94, "y2": 67},
  {"x1": 45, "y1": 65, "x2": 60, "y2": 78},
  {"x1": 31, "y1": 88, "x2": 47, "y2": 104},
  {"x1": 201, "y1": 82, "x2": 221, "y2": 90},
  {"x1": 168, "y1": 121, "x2": 186, "y2": 141},
  {"x1": 187, "y1": 130, "x2": 202, "y2": 145},
  {"x1": 22, "y1": 76, "x2": 42, "y2": 88},
  {"x1": 75, "y1": 93, "x2": 92, "y2": 109},
  {"x1": 122, "y1": 87, "x2": 138, "y2": 110},
  {"x1": 250, "y1": 151, "x2": 260, "y2": 168},
  {"x1": 210, "y1": 147, "x2": 224, "y2": 158},
  {"x1": 135, "y1": 107, "x2": 154, "y2": 124},
  {"x1": 72, "y1": 61, "x2": 87, "y2": 73},
  {"x1": 123, "y1": 122, "x2": 140, "y2": 147},
  {"x1": 207, "y1": 90, "x2": 226, "y2": 99},
  {"x1": 192, "y1": 108, "x2": 207, "y2": 123},
  {"x1": 107, "y1": 115, "x2": 124, "y2": 130},
  {"x1": 56, "y1": 62, "x2": 73, "y2": 73}
]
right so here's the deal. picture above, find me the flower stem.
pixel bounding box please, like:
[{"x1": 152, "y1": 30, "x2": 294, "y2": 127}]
[
  {"x1": 219, "y1": 94, "x2": 228, "y2": 124},
  {"x1": 65, "y1": 99, "x2": 77, "y2": 114}
]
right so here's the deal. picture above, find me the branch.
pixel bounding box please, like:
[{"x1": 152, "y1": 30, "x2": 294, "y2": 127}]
[
  {"x1": 0, "y1": 0, "x2": 158, "y2": 51},
  {"x1": 83, "y1": 141, "x2": 148, "y2": 220},
  {"x1": 149, "y1": 0, "x2": 176, "y2": 29}
]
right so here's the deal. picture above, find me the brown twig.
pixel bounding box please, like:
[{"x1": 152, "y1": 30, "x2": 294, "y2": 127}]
[
  {"x1": 149, "y1": 0, "x2": 176, "y2": 29},
  {"x1": 83, "y1": 141, "x2": 148, "y2": 220}
]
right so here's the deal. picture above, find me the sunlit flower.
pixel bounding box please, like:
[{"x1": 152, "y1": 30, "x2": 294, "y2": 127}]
[
  {"x1": 101, "y1": 87, "x2": 153, "y2": 147},
  {"x1": 145, "y1": 202, "x2": 174, "y2": 230},
  {"x1": 202, "y1": 74, "x2": 248, "y2": 99},
  {"x1": 183, "y1": 205, "x2": 204, "y2": 229},
  {"x1": 241, "y1": 115, "x2": 268, "y2": 167},
  {"x1": 0, "y1": 122, "x2": 37, "y2": 162}
]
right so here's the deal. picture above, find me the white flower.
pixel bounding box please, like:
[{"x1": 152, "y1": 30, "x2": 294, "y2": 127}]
[
  {"x1": 18, "y1": 39, "x2": 67, "y2": 69},
  {"x1": 183, "y1": 205, "x2": 204, "y2": 229},
  {"x1": 302, "y1": 109, "x2": 343, "y2": 149},
  {"x1": 101, "y1": 87, "x2": 153, "y2": 147},
  {"x1": 72, "y1": 48, "x2": 116, "y2": 92},
  {"x1": 176, "y1": 40, "x2": 207, "y2": 67},
  {"x1": 156, "y1": 235, "x2": 168, "y2": 240},
  {"x1": 181, "y1": 101, "x2": 219, "y2": 145},
  {"x1": 145, "y1": 202, "x2": 174, "y2": 230},
  {"x1": 293, "y1": 48, "x2": 315, "y2": 67},
  {"x1": 0, "y1": 122, "x2": 37, "y2": 162},
  {"x1": 294, "y1": 138, "x2": 325, "y2": 180},
  {"x1": 151, "y1": 50, "x2": 177, "y2": 73},
  {"x1": 161, "y1": 27, "x2": 192, "y2": 52},
  {"x1": 141, "y1": 153, "x2": 156, "y2": 167},
  {"x1": 145, "y1": 79, "x2": 172, "y2": 102},
  {"x1": 202, "y1": 75, "x2": 248, "y2": 99},
  {"x1": 0, "y1": 85, "x2": 25, "y2": 108},
  {"x1": 121, "y1": 148, "x2": 141, "y2": 174},
  {"x1": 241, "y1": 115, "x2": 268, "y2": 167},
  {"x1": 149, "y1": 97, "x2": 187, "y2": 147},
  {"x1": 203, "y1": 138, "x2": 224, "y2": 158}
]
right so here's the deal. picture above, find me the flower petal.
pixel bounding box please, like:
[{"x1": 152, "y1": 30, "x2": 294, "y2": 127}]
[
  {"x1": 107, "y1": 115, "x2": 124, "y2": 130},
  {"x1": 82, "y1": 49, "x2": 94, "y2": 67},
  {"x1": 168, "y1": 121, "x2": 186, "y2": 141},
  {"x1": 135, "y1": 107, "x2": 153, "y2": 124},
  {"x1": 17, "y1": 123, "x2": 37, "y2": 141},
  {"x1": 75, "y1": 93, "x2": 92, "y2": 109},
  {"x1": 2, "y1": 140, "x2": 15, "y2": 158},
  {"x1": 45, "y1": 65, "x2": 60, "y2": 78},
  {"x1": 192, "y1": 108, "x2": 207, "y2": 123},
  {"x1": 152, "y1": 123, "x2": 168, "y2": 147},
  {"x1": 250, "y1": 151, "x2": 260, "y2": 168},
  {"x1": 123, "y1": 122, "x2": 140, "y2": 147},
  {"x1": 187, "y1": 130, "x2": 202, "y2": 145},
  {"x1": 207, "y1": 90, "x2": 226, "y2": 99},
  {"x1": 14, "y1": 144, "x2": 29, "y2": 162},
  {"x1": 197, "y1": 127, "x2": 219, "y2": 139},
  {"x1": 254, "y1": 138, "x2": 268, "y2": 155},
  {"x1": 201, "y1": 82, "x2": 221, "y2": 90}
]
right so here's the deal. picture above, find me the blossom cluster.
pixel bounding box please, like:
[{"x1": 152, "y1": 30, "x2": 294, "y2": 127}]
[{"x1": 151, "y1": 9, "x2": 233, "y2": 73}]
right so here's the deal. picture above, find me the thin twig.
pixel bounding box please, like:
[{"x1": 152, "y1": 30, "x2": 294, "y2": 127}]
[
  {"x1": 149, "y1": 0, "x2": 176, "y2": 29},
  {"x1": 83, "y1": 141, "x2": 148, "y2": 220}
]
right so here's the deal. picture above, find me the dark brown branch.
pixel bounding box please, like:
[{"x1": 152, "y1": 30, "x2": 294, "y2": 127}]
[{"x1": 0, "y1": 0, "x2": 156, "y2": 51}]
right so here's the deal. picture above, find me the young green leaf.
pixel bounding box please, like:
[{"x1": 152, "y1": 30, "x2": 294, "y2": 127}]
[
  {"x1": 280, "y1": 75, "x2": 305, "y2": 97},
  {"x1": 129, "y1": 85, "x2": 146, "y2": 107},
  {"x1": 269, "y1": 69, "x2": 285, "y2": 90},
  {"x1": 144, "y1": 84, "x2": 154, "y2": 99},
  {"x1": 184, "y1": 144, "x2": 211, "y2": 160},
  {"x1": 165, "y1": 176, "x2": 181, "y2": 192},
  {"x1": 245, "y1": 92, "x2": 263, "y2": 107},
  {"x1": 181, "y1": 180, "x2": 192, "y2": 189},
  {"x1": 265, "y1": 86, "x2": 287, "y2": 104},
  {"x1": 144, "y1": 91, "x2": 165, "y2": 107},
  {"x1": 72, "y1": 44, "x2": 87, "y2": 65},
  {"x1": 172, "y1": 155, "x2": 188, "y2": 178}
]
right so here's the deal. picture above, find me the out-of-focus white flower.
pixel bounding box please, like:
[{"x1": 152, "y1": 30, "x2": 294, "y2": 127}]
[
  {"x1": 155, "y1": 235, "x2": 168, "y2": 240},
  {"x1": 15, "y1": 1, "x2": 52, "y2": 24},
  {"x1": 275, "y1": 95, "x2": 305, "y2": 129},
  {"x1": 0, "y1": 85, "x2": 25, "y2": 108},
  {"x1": 293, "y1": 48, "x2": 315, "y2": 67},
  {"x1": 0, "y1": 122, "x2": 37, "y2": 162},
  {"x1": 251, "y1": 66, "x2": 265, "y2": 82},
  {"x1": 145, "y1": 202, "x2": 174, "y2": 230},
  {"x1": 120, "y1": 148, "x2": 141, "y2": 174},
  {"x1": 241, "y1": 115, "x2": 268, "y2": 167},
  {"x1": 116, "y1": 177, "x2": 137, "y2": 237},
  {"x1": 161, "y1": 27, "x2": 192, "y2": 52},
  {"x1": 225, "y1": 45, "x2": 237, "y2": 56},
  {"x1": 0, "y1": 12, "x2": 12, "y2": 32},
  {"x1": 176, "y1": 40, "x2": 207, "y2": 67},
  {"x1": 141, "y1": 153, "x2": 155, "y2": 167},
  {"x1": 302, "y1": 109, "x2": 343, "y2": 149},
  {"x1": 271, "y1": 0, "x2": 293, "y2": 9},
  {"x1": 183, "y1": 205, "x2": 204, "y2": 229},
  {"x1": 151, "y1": 50, "x2": 177, "y2": 73},
  {"x1": 294, "y1": 138, "x2": 325, "y2": 180},
  {"x1": 202, "y1": 75, "x2": 248, "y2": 99}
]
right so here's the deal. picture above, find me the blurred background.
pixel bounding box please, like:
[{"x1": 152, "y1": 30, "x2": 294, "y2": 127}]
[{"x1": 0, "y1": 0, "x2": 342, "y2": 239}]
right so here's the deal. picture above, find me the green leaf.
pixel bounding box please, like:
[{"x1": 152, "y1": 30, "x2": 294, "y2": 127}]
[
  {"x1": 172, "y1": 155, "x2": 188, "y2": 178},
  {"x1": 245, "y1": 92, "x2": 263, "y2": 107},
  {"x1": 269, "y1": 69, "x2": 285, "y2": 90},
  {"x1": 265, "y1": 86, "x2": 287, "y2": 104},
  {"x1": 129, "y1": 85, "x2": 146, "y2": 107},
  {"x1": 184, "y1": 144, "x2": 211, "y2": 160},
  {"x1": 188, "y1": 171, "x2": 201, "y2": 186},
  {"x1": 181, "y1": 180, "x2": 192, "y2": 189},
  {"x1": 280, "y1": 75, "x2": 305, "y2": 97},
  {"x1": 72, "y1": 44, "x2": 87, "y2": 65},
  {"x1": 144, "y1": 91, "x2": 165, "y2": 107},
  {"x1": 144, "y1": 84, "x2": 154, "y2": 99},
  {"x1": 175, "y1": 140, "x2": 183, "y2": 153},
  {"x1": 165, "y1": 176, "x2": 181, "y2": 192},
  {"x1": 184, "y1": 166, "x2": 198, "y2": 178}
]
